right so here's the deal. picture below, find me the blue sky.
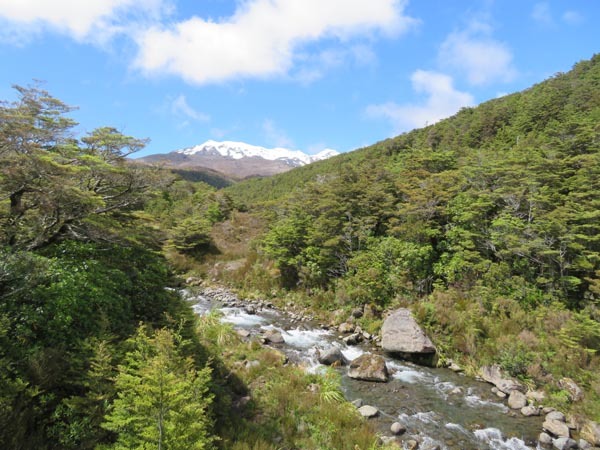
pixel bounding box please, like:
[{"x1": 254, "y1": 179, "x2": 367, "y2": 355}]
[{"x1": 1, "y1": 0, "x2": 598, "y2": 157}]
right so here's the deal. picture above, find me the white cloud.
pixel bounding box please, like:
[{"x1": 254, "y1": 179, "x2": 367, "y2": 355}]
[
  {"x1": 171, "y1": 95, "x2": 210, "y2": 122},
  {"x1": 133, "y1": 0, "x2": 417, "y2": 85},
  {"x1": 532, "y1": 2, "x2": 553, "y2": 25},
  {"x1": 438, "y1": 20, "x2": 517, "y2": 86},
  {"x1": 366, "y1": 70, "x2": 474, "y2": 133},
  {"x1": 262, "y1": 119, "x2": 295, "y2": 148},
  {"x1": 0, "y1": 0, "x2": 169, "y2": 43},
  {"x1": 562, "y1": 10, "x2": 583, "y2": 25}
]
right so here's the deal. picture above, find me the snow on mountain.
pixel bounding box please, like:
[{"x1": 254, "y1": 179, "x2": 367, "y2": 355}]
[{"x1": 177, "y1": 140, "x2": 339, "y2": 166}]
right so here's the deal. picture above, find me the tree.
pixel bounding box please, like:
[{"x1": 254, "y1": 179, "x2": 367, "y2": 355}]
[
  {"x1": 0, "y1": 84, "x2": 155, "y2": 250},
  {"x1": 101, "y1": 327, "x2": 215, "y2": 450}
]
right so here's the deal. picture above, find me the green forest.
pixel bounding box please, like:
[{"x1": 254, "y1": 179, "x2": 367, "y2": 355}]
[
  {"x1": 1, "y1": 54, "x2": 599, "y2": 449},
  {"x1": 225, "y1": 55, "x2": 600, "y2": 418}
]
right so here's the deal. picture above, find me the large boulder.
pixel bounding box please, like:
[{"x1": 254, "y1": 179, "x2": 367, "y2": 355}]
[
  {"x1": 381, "y1": 309, "x2": 436, "y2": 365},
  {"x1": 348, "y1": 353, "x2": 389, "y2": 382},
  {"x1": 480, "y1": 365, "x2": 525, "y2": 394},
  {"x1": 543, "y1": 419, "x2": 571, "y2": 438}
]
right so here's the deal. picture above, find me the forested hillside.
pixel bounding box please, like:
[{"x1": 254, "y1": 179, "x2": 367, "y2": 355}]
[
  {"x1": 221, "y1": 55, "x2": 600, "y2": 419},
  {"x1": 0, "y1": 84, "x2": 390, "y2": 449},
  {"x1": 2, "y1": 54, "x2": 599, "y2": 449}
]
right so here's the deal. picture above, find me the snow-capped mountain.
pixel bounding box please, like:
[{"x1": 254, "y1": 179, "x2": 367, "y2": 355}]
[
  {"x1": 177, "y1": 140, "x2": 339, "y2": 167},
  {"x1": 136, "y1": 140, "x2": 339, "y2": 180}
]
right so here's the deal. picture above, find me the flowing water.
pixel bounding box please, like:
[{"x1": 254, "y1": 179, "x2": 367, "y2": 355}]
[{"x1": 186, "y1": 289, "x2": 543, "y2": 450}]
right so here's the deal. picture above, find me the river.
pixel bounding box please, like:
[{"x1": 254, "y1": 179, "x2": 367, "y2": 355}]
[{"x1": 186, "y1": 288, "x2": 544, "y2": 450}]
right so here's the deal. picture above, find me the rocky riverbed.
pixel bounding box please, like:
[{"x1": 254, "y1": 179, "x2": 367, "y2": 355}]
[{"x1": 183, "y1": 285, "x2": 600, "y2": 450}]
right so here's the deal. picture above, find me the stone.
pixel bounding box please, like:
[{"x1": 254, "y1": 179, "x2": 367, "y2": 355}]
[
  {"x1": 552, "y1": 437, "x2": 578, "y2": 450},
  {"x1": 543, "y1": 419, "x2": 571, "y2": 438},
  {"x1": 390, "y1": 422, "x2": 406, "y2": 435},
  {"x1": 546, "y1": 411, "x2": 566, "y2": 422},
  {"x1": 357, "y1": 405, "x2": 379, "y2": 418},
  {"x1": 348, "y1": 353, "x2": 389, "y2": 382},
  {"x1": 450, "y1": 387, "x2": 463, "y2": 395},
  {"x1": 263, "y1": 329, "x2": 285, "y2": 344},
  {"x1": 447, "y1": 360, "x2": 463, "y2": 372},
  {"x1": 539, "y1": 432, "x2": 553, "y2": 445},
  {"x1": 338, "y1": 322, "x2": 355, "y2": 334},
  {"x1": 351, "y1": 308, "x2": 364, "y2": 318},
  {"x1": 343, "y1": 333, "x2": 362, "y2": 345},
  {"x1": 558, "y1": 378, "x2": 584, "y2": 402},
  {"x1": 317, "y1": 347, "x2": 348, "y2": 366},
  {"x1": 581, "y1": 421, "x2": 600, "y2": 446},
  {"x1": 579, "y1": 439, "x2": 592, "y2": 450},
  {"x1": 480, "y1": 365, "x2": 525, "y2": 394},
  {"x1": 508, "y1": 390, "x2": 528, "y2": 409},
  {"x1": 521, "y1": 405, "x2": 541, "y2": 417},
  {"x1": 244, "y1": 305, "x2": 257, "y2": 315},
  {"x1": 406, "y1": 439, "x2": 419, "y2": 450},
  {"x1": 236, "y1": 329, "x2": 251, "y2": 339},
  {"x1": 381, "y1": 308, "x2": 436, "y2": 354}
]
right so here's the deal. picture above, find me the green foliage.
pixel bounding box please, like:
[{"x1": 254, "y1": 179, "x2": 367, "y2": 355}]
[
  {"x1": 215, "y1": 55, "x2": 600, "y2": 421},
  {"x1": 100, "y1": 326, "x2": 215, "y2": 450},
  {"x1": 0, "y1": 84, "x2": 161, "y2": 251}
]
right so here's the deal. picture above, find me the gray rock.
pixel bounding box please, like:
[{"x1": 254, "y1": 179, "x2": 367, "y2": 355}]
[
  {"x1": 447, "y1": 360, "x2": 463, "y2": 372},
  {"x1": 552, "y1": 437, "x2": 577, "y2": 450},
  {"x1": 546, "y1": 411, "x2": 567, "y2": 422},
  {"x1": 521, "y1": 405, "x2": 541, "y2": 417},
  {"x1": 343, "y1": 333, "x2": 362, "y2": 345},
  {"x1": 390, "y1": 422, "x2": 406, "y2": 435},
  {"x1": 543, "y1": 419, "x2": 571, "y2": 438},
  {"x1": 338, "y1": 322, "x2": 355, "y2": 334},
  {"x1": 581, "y1": 420, "x2": 600, "y2": 446},
  {"x1": 348, "y1": 353, "x2": 389, "y2": 382},
  {"x1": 357, "y1": 405, "x2": 379, "y2": 418},
  {"x1": 558, "y1": 378, "x2": 584, "y2": 402},
  {"x1": 263, "y1": 329, "x2": 284, "y2": 344},
  {"x1": 381, "y1": 309, "x2": 436, "y2": 354},
  {"x1": 236, "y1": 329, "x2": 251, "y2": 339},
  {"x1": 508, "y1": 390, "x2": 528, "y2": 409},
  {"x1": 579, "y1": 439, "x2": 592, "y2": 449},
  {"x1": 317, "y1": 347, "x2": 348, "y2": 366},
  {"x1": 539, "y1": 432, "x2": 554, "y2": 445},
  {"x1": 480, "y1": 365, "x2": 525, "y2": 394},
  {"x1": 244, "y1": 305, "x2": 257, "y2": 315}
]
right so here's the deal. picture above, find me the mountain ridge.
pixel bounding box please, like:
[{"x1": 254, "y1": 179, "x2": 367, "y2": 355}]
[{"x1": 137, "y1": 140, "x2": 339, "y2": 180}]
